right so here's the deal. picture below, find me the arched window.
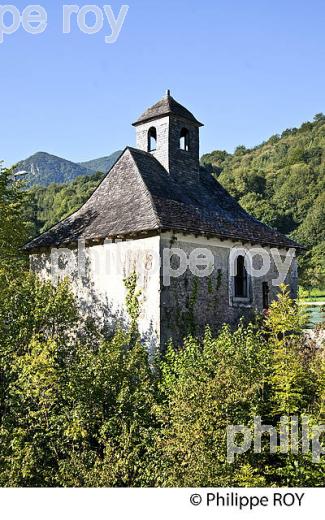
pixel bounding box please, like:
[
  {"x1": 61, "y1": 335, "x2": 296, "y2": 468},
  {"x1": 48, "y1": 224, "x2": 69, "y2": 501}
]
[
  {"x1": 148, "y1": 127, "x2": 157, "y2": 152},
  {"x1": 179, "y1": 128, "x2": 189, "y2": 151},
  {"x1": 234, "y1": 255, "x2": 248, "y2": 298}
]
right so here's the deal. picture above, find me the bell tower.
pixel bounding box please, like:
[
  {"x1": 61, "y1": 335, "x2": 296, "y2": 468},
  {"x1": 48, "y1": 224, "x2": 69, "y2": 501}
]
[{"x1": 132, "y1": 91, "x2": 203, "y2": 184}]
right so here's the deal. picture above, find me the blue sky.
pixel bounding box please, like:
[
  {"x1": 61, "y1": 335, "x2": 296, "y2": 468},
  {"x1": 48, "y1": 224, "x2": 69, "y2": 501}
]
[{"x1": 1, "y1": 0, "x2": 325, "y2": 166}]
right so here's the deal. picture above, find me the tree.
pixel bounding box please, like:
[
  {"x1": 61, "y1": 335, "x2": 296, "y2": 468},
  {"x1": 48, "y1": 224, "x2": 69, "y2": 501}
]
[
  {"x1": 263, "y1": 286, "x2": 325, "y2": 486},
  {"x1": 151, "y1": 324, "x2": 270, "y2": 487},
  {"x1": 314, "y1": 113, "x2": 325, "y2": 122},
  {"x1": 61, "y1": 334, "x2": 157, "y2": 487},
  {"x1": 0, "y1": 275, "x2": 80, "y2": 486},
  {"x1": 265, "y1": 285, "x2": 308, "y2": 416},
  {"x1": 239, "y1": 193, "x2": 278, "y2": 227},
  {"x1": 0, "y1": 270, "x2": 157, "y2": 487},
  {"x1": 298, "y1": 242, "x2": 325, "y2": 291},
  {"x1": 0, "y1": 164, "x2": 31, "y2": 272}
]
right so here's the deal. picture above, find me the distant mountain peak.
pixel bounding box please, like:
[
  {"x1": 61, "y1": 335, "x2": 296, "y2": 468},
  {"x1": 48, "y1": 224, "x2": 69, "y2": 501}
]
[{"x1": 13, "y1": 150, "x2": 122, "y2": 187}]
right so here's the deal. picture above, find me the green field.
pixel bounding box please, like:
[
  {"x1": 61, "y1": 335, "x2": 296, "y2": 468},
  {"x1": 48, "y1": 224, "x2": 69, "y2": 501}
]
[{"x1": 299, "y1": 287, "x2": 325, "y2": 302}]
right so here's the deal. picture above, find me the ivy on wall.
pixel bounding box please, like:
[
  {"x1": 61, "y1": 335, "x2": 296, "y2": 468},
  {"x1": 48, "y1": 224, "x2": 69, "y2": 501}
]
[{"x1": 124, "y1": 271, "x2": 142, "y2": 335}]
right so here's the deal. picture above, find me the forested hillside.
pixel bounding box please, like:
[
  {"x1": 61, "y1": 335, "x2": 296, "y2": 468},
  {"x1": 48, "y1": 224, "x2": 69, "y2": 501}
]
[
  {"x1": 14, "y1": 152, "x2": 95, "y2": 187},
  {"x1": 13, "y1": 150, "x2": 121, "y2": 187},
  {"x1": 78, "y1": 151, "x2": 122, "y2": 174},
  {"x1": 28, "y1": 172, "x2": 105, "y2": 234},
  {"x1": 202, "y1": 113, "x2": 325, "y2": 289}
]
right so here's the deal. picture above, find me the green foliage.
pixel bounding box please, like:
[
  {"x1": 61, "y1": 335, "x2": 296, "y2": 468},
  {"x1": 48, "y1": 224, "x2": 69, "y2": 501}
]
[
  {"x1": 297, "y1": 242, "x2": 325, "y2": 291},
  {"x1": 200, "y1": 150, "x2": 231, "y2": 176},
  {"x1": 201, "y1": 115, "x2": 325, "y2": 289},
  {"x1": 238, "y1": 193, "x2": 279, "y2": 228},
  {"x1": 150, "y1": 287, "x2": 325, "y2": 487},
  {"x1": 265, "y1": 285, "x2": 308, "y2": 415},
  {"x1": 150, "y1": 324, "x2": 271, "y2": 487},
  {"x1": 28, "y1": 172, "x2": 105, "y2": 234},
  {"x1": 0, "y1": 270, "x2": 155, "y2": 487},
  {"x1": 0, "y1": 164, "x2": 31, "y2": 271},
  {"x1": 0, "y1": 275, "x2": 325, "y2": 487},
  {"x1": 299, "y1": 286, "x2": 325, "y2": 302},
  {"x1": 0, "y1": 272, "x2": 79, "y2": 486},
  {"x1": 78, "y1": 151, "x2": 122, "y2": 175},
  {"x1": 58, "y1": 330, "x2": 156, "y2": 487},
  {"x1": 124, "y1": 271, "x2": 142, "y2": 335}
]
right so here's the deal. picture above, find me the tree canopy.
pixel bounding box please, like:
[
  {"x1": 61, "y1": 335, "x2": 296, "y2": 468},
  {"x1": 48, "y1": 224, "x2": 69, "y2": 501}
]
[{"x1": 201, "y1": 115, "x2": 325, "y2": 288}]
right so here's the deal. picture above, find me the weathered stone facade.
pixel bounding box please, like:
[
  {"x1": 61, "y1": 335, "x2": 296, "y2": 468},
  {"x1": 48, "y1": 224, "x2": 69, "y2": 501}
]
[
  {"x1": 30, "y1": 231, "x2": 298, "y2": 350},
  {"x1": 135, "y1": 113, "x2": 200, "y2": 184},
  {"x1": 159, "y1": 232, "x2": 298, "y2": 346}
]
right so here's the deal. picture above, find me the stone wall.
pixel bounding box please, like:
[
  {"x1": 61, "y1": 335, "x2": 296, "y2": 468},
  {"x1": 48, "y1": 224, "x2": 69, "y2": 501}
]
[
  {"x1": 135, "y1": 116, "x2": 170, "y2": 173},
  {"x1": 159, "y1": 232, "x2": 298, "y2": 346},
  {"x1": 168, "y1": 116, "x2": 200, "y2": 184},
  {"x1": 30, "y1": 236, "x2": 161, "y2": 353},
  {"x1": 135, "y1": 114, "x2": 200, "y2": 184},
  {"x1": 30, "y1": 232, "x2": 298, "y2": 351}
]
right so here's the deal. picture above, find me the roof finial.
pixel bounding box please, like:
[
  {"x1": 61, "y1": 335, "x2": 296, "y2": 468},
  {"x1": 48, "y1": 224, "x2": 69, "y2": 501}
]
[{"x1": 166, "y1": 89, "x2": 171, "y2": 97}]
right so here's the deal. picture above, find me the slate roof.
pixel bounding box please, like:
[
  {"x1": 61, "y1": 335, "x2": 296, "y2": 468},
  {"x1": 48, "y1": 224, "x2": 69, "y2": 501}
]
[
  {"x1": 24, "y1": 147, "x2": 303, "y2": 253},
  {"x1": 133, "y1": 92, "x2": 203, "y2": 127}
]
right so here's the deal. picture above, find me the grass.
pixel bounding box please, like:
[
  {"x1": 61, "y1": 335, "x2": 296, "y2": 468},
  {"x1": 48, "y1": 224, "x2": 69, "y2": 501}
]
[{"x1": 299, "y1": 287, "x2": 325, "y2": 302}]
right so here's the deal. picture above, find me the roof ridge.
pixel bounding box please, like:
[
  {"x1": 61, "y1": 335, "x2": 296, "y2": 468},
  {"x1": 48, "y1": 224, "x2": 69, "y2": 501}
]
[{"x1": 127, "y1": 147, "x2": 163, "y2": 230}]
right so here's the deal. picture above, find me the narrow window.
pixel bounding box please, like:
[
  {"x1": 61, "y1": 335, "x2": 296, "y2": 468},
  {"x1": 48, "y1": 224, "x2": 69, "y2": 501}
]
[
  {"x1": 179, "y1": 128, "x2": 189, "y2": 151},
  {"x1": 262, "y1": 281, "x2": 269, "y2": 309},
  {"x1": 148, "y1": 127, "x2": 157, "y2": 152},
  {"x1": 234, "y1": 255, "x2": 248, "y2": 298}
]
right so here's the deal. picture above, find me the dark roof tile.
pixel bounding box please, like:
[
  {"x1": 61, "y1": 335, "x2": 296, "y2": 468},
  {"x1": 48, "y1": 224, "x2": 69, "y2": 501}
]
[{"x1": 133, "y1": 92, "x2": 203, "y2": 127}]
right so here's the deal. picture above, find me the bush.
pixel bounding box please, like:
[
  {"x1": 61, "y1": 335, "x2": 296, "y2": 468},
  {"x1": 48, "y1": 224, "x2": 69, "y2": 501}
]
[{"x1": 0, "y1": 276, "x2": 324, "y2": 487}]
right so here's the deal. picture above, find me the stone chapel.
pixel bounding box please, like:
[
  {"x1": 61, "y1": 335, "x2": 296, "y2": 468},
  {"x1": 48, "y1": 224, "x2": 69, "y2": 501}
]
[{"x1": 25, "y1": 91, "x2": 302, "y2": 348}]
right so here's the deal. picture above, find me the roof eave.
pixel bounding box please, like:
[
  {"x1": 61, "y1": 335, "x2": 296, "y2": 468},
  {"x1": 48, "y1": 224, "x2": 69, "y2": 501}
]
[
  {"x1": 159, "y1": 226, "x2": 306, "y2": 251},
  {"x1": 24, "y1": 227, "x2": 162, "y2": 254},
  {"x1": 132, "y1": 112, "x2": 204, "y2": 128}
]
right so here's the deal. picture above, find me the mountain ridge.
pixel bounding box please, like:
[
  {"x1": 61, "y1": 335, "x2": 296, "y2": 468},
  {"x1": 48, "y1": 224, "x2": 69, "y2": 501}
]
[
  {"x1": 78, "y1": 151, "x2": 122, "y2": 174},
  {"x1": 13, "y1": 150, "x2": 122, "y2": 187}
]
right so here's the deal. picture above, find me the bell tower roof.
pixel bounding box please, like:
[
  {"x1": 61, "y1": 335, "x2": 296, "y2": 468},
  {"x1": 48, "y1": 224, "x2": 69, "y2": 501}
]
[{"x1": 132, "y1": 91, "x2": 204, "y2": 128}]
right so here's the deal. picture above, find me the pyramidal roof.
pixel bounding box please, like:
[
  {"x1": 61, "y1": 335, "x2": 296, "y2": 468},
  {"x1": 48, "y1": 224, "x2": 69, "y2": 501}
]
[
  {"x1": 24, "y1": 147, "x2": 303, "y2": 253},
  {"x1": 133, "y1": 90, "x2": 203, "y2": 127}
]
